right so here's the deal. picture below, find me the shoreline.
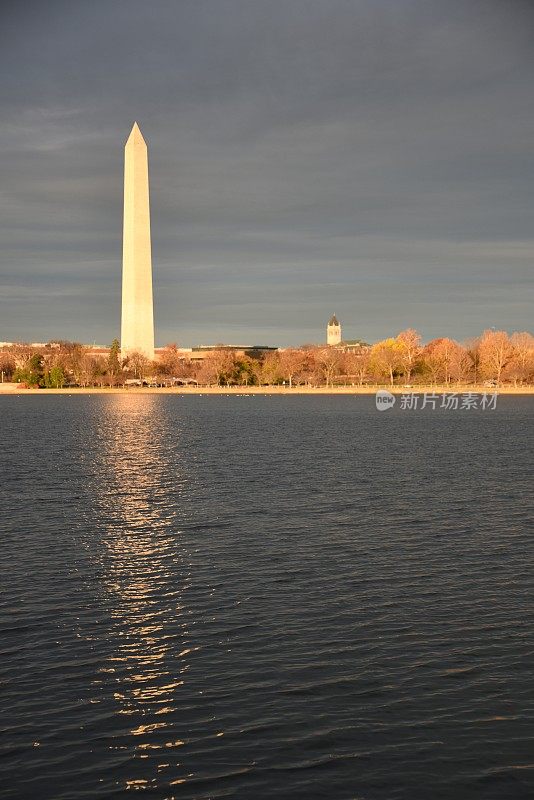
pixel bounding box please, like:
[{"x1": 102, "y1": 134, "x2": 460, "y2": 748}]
[{"x1": 2, "y1": 384, "x2": 534, "y2": 395}]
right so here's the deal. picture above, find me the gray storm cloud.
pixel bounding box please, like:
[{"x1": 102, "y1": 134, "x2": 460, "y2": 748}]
[{"x1": 0, "y1": 0, "x2": 533, "y2": 345}]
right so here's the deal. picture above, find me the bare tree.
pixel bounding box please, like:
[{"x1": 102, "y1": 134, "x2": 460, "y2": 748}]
[
  {"x1": 76, "y1": 354, "x2": 102, "y2": 387},
  {"x1": 316, "y1": 347, "x2": 343, "y2": 387},
  {"x1": 126, "y1": 351, "x2": 151, "y2": 380}
]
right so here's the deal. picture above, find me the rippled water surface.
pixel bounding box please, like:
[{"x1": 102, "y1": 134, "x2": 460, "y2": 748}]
[{"x1": 1, "y1": 394, "x2": 534, "y2": 799}]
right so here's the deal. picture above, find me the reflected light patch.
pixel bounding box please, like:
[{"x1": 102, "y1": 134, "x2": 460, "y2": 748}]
[{"x1": 87, "y1": 395, "x2": 198, "y2": 789}]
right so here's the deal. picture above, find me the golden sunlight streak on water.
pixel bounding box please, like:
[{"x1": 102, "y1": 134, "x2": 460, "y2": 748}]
[{"x1": 90, "y1": 396, "x2": 198, "y2": 780}]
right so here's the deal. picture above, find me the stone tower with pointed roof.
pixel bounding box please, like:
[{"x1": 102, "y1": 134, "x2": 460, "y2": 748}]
[
  {"x1": 327, "y1": 314, "x2": 342, "y2": 346},
  {"x1": 121, "y1": 122, "x2": 154, "y2": 360}
]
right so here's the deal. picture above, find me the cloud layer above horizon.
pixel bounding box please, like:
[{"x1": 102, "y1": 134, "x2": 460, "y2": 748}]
[{"x1": 1, "y1": 0, "x2": 533, "y2": 346}]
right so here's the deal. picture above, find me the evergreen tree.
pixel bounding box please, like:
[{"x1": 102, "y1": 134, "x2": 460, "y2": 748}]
[
  {"x1": 44, "y1": 366, "x2": 66, "y2": 388},
  {"x1": 108, "y1": 339, "x2": 121, "y2": 377},
  {"x1": 14, "y1": 353, "x2": 44, "y2": 386}
]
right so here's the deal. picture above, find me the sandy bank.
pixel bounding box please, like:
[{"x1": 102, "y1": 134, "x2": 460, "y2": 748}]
[{"x1": 2, "y1": 384, "x2": 534, "y2": 396}]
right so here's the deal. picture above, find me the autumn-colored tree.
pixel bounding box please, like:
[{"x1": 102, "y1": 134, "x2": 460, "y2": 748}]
[
  {"x1": 151, "y1": 345, "x2": 191, "y2": 383},
  {"x1": 420, "y1": 339, "x2": 445, "y2": 385},
  {"x1": 196, "y1": 349, "x2": 236, "y2": 385},
  {"x1": 437, "y1": 338, "x2": 463, "y2": 384},
  {"x1": 421, "y1": 338, "x2": 468, "y2": 385},
  {"x1": 369, "y1": 338, "x2": 404, "y2": 386},
  {"x1": 396, "y1": 329, "x2": 421, "y2": 382},
  {"x1": 509, "y1": 332, "x2": 534, "y2": 385},
  {"x1": 157, "y1": 343, "x2": 181, "y2": 376},
  {"x1": 4, "y1": 327, "x2": 534, "y2": 389},
  {"x1": 277, "y1": 348, "x2": 307, "y2": 387},
  {"x1": 342, "y1": 350, "x2": 370, "y2": 385},
  {"x1": 478, "y1": 330, "x2": 514, "y2": 384},
  {"x1": 297, "y1": 347, "x2": 323, "y2": 386},
  {"x1": 9, "y1": 343, "x2": 37, "y2": 371},
  {"x1": 258, "y1": 351, "x2": 281, "y2": 385}
]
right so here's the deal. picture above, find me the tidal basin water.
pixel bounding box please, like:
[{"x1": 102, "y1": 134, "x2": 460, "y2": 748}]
[{"x1": 1, "y1": 394, "x2": 534, "y2": 800}]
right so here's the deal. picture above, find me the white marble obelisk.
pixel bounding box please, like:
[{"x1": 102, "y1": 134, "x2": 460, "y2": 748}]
[{"x1": 121, "y1": 122, "x2": 154, "y2": 360}]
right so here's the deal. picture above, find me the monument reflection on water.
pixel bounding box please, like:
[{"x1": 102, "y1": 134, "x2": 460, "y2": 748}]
[{"x1": 91, "y1": 395, "x2": 198, "y2": 789}]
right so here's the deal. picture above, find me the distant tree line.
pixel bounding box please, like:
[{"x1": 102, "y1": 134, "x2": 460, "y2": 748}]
[{"x1": 2, "y1": 329, "x2": 534, "y2": 388}]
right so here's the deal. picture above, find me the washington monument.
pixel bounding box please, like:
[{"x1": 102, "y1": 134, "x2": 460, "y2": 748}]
[{"x1": 121, "y1": 122, "x2": 154, "y2": 360}]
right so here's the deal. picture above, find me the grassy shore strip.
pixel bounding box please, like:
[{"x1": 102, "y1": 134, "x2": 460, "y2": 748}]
[{"x1": 1, "y1": 384, "x2": 534, "y2": 395}]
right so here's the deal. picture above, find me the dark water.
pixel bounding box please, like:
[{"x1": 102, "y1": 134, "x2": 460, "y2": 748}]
[{"x1": 1, "y1": 394, "x2": 534, "y2": 800}]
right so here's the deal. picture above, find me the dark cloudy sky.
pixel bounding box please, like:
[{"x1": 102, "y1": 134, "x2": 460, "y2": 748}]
[{"x1": 1, "y1": 0, "x2": 533, "y2": 346}]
